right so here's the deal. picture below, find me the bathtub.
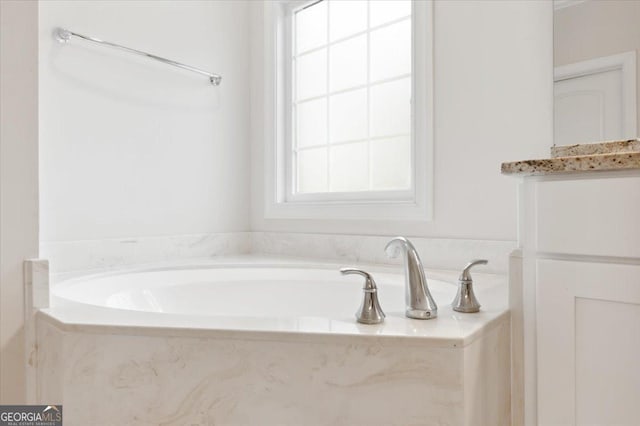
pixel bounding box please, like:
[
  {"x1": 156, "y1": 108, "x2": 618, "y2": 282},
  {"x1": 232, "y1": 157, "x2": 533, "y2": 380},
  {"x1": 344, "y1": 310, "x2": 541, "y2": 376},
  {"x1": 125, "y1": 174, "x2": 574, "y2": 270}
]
[{"x1": 37, "y1": 256, "x2": 511, "y2": 425}]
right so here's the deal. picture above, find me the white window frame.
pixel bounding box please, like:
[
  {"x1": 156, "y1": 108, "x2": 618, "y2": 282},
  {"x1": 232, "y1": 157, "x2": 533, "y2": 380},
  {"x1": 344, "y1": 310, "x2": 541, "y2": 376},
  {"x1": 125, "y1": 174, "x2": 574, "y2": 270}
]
[{"x1": 263, "y1": 0, "x2": 434, "y2": 221}]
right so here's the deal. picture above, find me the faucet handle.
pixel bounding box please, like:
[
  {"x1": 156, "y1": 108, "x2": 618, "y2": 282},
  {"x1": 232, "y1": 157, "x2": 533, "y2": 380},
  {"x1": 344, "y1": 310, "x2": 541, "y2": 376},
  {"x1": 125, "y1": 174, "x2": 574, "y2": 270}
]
[
  {"x1": 460, "y1": 259, "x2": 488, "y2": 281},
  {"x1": 340, "y1": 267, "x2": 376, "y2": 289},
  {"x1": 453, "y1": 259, "x2": 488, "y2": 313},
  {"x1": 340, "y1": 267, "x2": 385, "y2": 324}
]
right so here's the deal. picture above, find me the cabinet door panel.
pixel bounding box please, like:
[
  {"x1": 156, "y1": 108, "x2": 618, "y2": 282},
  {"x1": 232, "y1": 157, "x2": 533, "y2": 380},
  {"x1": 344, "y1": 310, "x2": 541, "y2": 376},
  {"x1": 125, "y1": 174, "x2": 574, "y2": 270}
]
[{"x1": 537, "y1": 259, "x2": 640, "y2": 425}]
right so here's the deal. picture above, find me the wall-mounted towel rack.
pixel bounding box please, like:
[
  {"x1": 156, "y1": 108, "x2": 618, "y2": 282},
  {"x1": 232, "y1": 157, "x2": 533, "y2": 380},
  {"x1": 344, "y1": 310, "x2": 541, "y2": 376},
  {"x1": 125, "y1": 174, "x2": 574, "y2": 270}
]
[{"x1": 53, "y1": 27, "x2": 222, "y2": 86}]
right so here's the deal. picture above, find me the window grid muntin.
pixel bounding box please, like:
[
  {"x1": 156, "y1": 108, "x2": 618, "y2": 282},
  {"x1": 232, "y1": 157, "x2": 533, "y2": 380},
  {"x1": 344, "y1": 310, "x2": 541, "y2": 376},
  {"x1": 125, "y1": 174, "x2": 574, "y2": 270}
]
[
  {"x1": 295, "y1": 132, "x2": 411, "y2": 152},
  {"x1": 294, "y1": 13, "x2": 411, "y2": 59},
  {"x1": 293, "y1": 72, "x2": 411, "y2": 107}
]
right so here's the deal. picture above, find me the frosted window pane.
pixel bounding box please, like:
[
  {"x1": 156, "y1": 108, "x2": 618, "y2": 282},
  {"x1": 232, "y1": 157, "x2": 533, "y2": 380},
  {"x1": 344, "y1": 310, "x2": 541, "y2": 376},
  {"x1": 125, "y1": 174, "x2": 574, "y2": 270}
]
[
  {"x1": 329, "y1": 142, "x2": 368, "y2": 192},
  {"x1": 330, "y1": 89, "x2": 367, "y2": 143},
  {"x1": 370, "y1": 0, "x2": 411, "y2": 27},
  {"x1": 370, "y1": 77, "x2": 411, "y2": 137},
  {"x1": 295, "y1": 1, "x2": 327, "y2": 54},
  {"x1": 297, "y1": 98, "x2": 327, "y2": 148},
  {"x1": 329, "y1": 35, "x2": 367, "y2": 92},
  {"x1": 370, "y1": 19, "x2": 411, "y2": 82},
  {"x1": 298, "y1": 148, "x2": 328, "y2": 193},
  {"x1": 296, "y1": 49, "x2": 327, "y2": 100},
  {"x1": 329, "y1": 0, "x2": 367, "y2": 42},
  {"x1": 293, "y1": 0, "x2": 416, "y2": 196},
  {"x1": 370, "y1": 136, "x2": 411, "y2": 190}
]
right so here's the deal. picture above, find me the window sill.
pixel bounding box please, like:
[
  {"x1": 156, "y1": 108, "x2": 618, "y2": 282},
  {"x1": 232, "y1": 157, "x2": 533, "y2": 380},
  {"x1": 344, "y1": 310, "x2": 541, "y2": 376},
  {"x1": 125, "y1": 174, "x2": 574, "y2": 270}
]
[{"x1": 264, "y1": 198, "x2": 432, "y2": 221}]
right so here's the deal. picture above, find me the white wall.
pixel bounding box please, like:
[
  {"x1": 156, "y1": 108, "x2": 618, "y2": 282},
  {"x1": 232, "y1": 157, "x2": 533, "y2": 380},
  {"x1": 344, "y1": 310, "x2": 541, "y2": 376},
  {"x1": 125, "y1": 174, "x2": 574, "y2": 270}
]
[
  {"x1": 39, "y1": 0, "x2": 553, "y2": 247},
  {"x1": 39, "y1": 1, "x2": 251, "y2": 243},
  {"x1": 0, "y1": 0, "x2": 39, "y2": 403},
  {"x1": 250, "y1": 0, "x2": 553, "y2": 242},
  {"x1": 554, "y1": 0, "x2": 640, "y2": 134}
]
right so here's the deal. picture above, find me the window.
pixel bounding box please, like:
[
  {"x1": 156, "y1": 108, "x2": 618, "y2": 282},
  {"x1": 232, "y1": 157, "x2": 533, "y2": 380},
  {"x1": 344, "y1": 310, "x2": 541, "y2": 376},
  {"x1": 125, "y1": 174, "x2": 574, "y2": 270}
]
[
  {"x1": 265, "y1": 0, "x2": 433, "y2": 220},
  {"x1": 292, "y1": 0, "x2": 413, "y2": 198}
]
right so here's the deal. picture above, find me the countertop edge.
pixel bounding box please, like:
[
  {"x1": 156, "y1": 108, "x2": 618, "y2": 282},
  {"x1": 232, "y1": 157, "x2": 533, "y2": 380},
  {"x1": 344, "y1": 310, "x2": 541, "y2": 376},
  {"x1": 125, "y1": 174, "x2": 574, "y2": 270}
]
[{"x1": 501, "y1": 151, "x2": 640, "y2": 177}]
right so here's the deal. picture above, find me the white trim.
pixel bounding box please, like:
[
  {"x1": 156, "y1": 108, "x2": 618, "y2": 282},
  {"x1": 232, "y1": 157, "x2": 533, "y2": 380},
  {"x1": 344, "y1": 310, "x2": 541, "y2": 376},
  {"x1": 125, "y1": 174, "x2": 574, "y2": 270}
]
[
  {"x1": 324, "y1": 1, "x2": 331, "y2": 193},
  {"x1": 263, "y1": 0, "x2": 434, "y2": 221},
  {"x1": 554, "y1": 51, "x2": 637, "y2": 139}
]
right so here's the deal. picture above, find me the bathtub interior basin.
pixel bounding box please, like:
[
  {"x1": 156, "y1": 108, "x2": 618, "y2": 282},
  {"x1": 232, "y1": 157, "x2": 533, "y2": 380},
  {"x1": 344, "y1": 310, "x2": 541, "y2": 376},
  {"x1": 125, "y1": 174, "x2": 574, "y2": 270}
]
[
  {"x1": 45, "y1": 258, "x2": 508, "y2": 341},
  {"x1": 52, "y1": 265, "x2": 457, "y2": 319}
]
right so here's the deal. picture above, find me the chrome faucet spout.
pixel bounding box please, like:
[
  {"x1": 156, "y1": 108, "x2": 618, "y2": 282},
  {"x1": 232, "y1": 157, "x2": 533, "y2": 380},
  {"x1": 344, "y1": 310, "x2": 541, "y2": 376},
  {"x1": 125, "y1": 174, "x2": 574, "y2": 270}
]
[{"x1": 385, "y1": 237, "x2": 437, "y2": 319}]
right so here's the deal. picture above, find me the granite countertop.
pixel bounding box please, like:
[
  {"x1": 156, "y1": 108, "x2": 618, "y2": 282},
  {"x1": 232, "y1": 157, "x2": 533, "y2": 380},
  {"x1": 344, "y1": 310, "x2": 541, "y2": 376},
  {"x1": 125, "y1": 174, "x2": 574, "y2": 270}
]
[{"x1": 501, "y1": 139, "x2": 640, "y2": 176}]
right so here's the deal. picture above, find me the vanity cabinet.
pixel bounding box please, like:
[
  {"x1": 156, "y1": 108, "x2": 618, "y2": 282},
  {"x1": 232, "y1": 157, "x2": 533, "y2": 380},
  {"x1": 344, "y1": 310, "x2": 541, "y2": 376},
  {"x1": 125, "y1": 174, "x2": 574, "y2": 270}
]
[{"x1": 510, "y1": 168, "x2": 640, "y2": 425}]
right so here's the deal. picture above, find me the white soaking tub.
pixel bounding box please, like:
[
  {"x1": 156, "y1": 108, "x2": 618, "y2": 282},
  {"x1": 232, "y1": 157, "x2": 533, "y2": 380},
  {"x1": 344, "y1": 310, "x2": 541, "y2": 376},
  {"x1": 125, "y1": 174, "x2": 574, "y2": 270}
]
[{"x1": 37, "y1": 257, "x2": 511, "y2": 425}]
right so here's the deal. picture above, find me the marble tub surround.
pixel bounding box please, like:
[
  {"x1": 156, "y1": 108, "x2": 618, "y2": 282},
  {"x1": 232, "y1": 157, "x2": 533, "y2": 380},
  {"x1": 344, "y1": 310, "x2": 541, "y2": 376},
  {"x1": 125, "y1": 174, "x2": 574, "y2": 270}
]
[
  {"x1": 43, "y1": 232, "x2": 514, "y2": 275},
  {"x1": 24, "y1": 259, "x2": 50, "y2": 404},
  {"x1": 502, "y1": 139, "x2": 640, "y2": 176},
  {"x1": 251, "y1": 232, "x2": 513, "y2": 275},
  {"x1": 36, "y1": 257, "x2": 510, "y2": 425},
  {"x1": 37, "y1": 317, "x2": 510, "y2": 426},
  {"x1": 41, "y1": 232, "x2": 252, "y2": 273},
  {"x1": 25, "y1": 259, "x2": 50, "y2": 311},
  {"x1": 550, "y1": 138, "x2": 640, "y2": 157}
]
